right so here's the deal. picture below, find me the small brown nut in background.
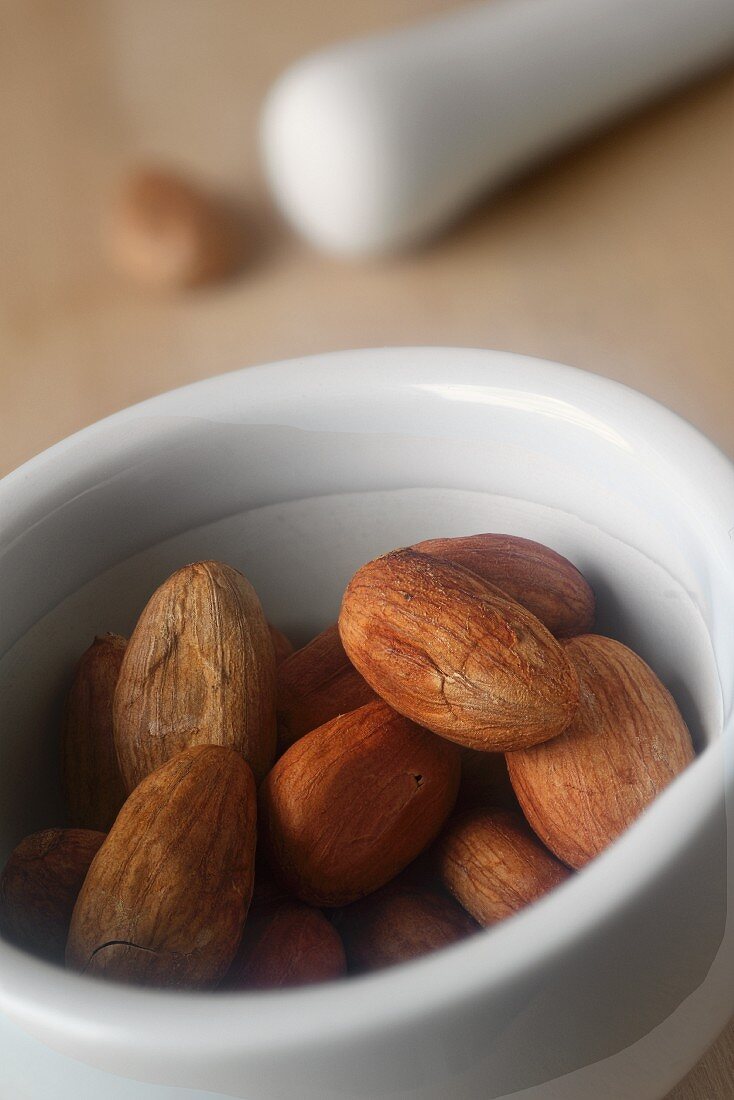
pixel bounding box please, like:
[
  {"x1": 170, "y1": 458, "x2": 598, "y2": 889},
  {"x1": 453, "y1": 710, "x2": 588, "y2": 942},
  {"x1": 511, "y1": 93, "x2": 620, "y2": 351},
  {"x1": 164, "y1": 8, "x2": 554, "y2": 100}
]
[
  {"x1": 107, "y1": 167, "x2": 245, "y2": 289},
  {"x1": 66, "y1": 745, "x2": 256, "y2": 989},
  {"x1": 339, "y1": 549, "x2": 580, "y2": 752},
  {"x1": 506, "y1": 634, "x2": 695, "y2": 869},
  {"x1": 260, "y1": 699, "x2": 461, "y2": 907},
  {"x1": 413, "y1": 533, "x2": 595, "y2": 639},
  {"x1": 62, "y1": 633, "x2": 127, "y2": 832},
  {"x1": 225, "y1": 900, "x2": 346, "y2": 990},
  {"x1": 0, "y1": 828, "x2": 105, "y2": 963},
  {"x1": 276, "y1": 623, "x2": 377, "y2": 753},
  {"x1": 439, "y1": 808, "x2": 570, "y2": 926}
]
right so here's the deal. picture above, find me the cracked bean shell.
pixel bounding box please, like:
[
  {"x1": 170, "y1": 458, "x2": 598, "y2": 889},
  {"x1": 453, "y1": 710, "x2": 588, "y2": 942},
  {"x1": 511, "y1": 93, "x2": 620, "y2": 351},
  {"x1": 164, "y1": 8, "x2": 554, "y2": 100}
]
[
  {"x1": 260, "y1": 700, "x2": 461, "y2": 907},
  {"x1": 335, "y1": 876, "x2": 478, "y2": 972},
  {"x1": 413, "y1": 533, "x2": 595, "y2": 638},
  {"x1": 339, "y1": 549, "x2": 580, "y2": 752},
  {"x1": 65, "y1": 744, "x2": 256, "y2": 989},
  {"x1": 276, "y1": 623, "x2": 377, "y2": 752},
  {"x1": 62, "y1": 633, "x2": 127, "y2": 832},
  {"x1": 506, "y1": 634, "x2": 695, "y2": 868},
  {"x1": 224, "y1": 900, "x2": 346, "y2": 989},
  {"x1": 0, "y1": 828, "x2": 105, "y2": 963},
  {"x1": 439, "y1": 807, "x2": 570, "y2": 925},
  {"x1": 114, "y1": 560, "x2": 276, "y2": 790},
  {"x1": 269, "y1": 623, "x2": 295, "y2": 667}
]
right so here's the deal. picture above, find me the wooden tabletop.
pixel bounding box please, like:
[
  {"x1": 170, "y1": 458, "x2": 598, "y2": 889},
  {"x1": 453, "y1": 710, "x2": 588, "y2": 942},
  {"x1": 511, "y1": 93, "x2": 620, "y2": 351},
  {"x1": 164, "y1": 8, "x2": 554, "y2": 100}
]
[{"x1": 1, "y1": 3, "x2": 733, "y2": 1095}]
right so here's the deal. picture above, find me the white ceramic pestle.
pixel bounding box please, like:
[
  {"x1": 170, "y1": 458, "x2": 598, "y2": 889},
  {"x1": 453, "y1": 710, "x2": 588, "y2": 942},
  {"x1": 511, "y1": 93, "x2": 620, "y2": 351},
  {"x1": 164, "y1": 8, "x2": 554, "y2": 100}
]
[{"x1": 261, "y1": 0, "x2": 734, "y2": 256}]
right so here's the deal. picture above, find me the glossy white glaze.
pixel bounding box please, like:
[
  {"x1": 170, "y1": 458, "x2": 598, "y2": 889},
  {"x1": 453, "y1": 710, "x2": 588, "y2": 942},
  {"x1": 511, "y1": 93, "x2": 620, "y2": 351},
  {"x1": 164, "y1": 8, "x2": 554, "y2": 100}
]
[{"x1": 0, "y1": 348, "x2": 732, "y2": 1099}]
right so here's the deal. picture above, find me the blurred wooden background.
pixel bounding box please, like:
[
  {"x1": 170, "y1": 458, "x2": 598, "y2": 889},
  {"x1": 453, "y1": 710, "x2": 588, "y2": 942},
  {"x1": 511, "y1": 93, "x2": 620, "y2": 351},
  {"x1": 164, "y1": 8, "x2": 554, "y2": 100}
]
[{"x1": 1, "y1": 3, "x2": 733, "y2": 1095}]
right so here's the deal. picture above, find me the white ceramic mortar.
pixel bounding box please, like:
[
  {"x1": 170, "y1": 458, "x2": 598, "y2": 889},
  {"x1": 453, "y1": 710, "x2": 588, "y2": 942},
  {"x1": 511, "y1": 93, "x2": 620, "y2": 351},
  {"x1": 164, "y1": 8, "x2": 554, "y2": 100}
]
[{"x1": 0, "y1": 348, "x2": 732, "y2": 1099}]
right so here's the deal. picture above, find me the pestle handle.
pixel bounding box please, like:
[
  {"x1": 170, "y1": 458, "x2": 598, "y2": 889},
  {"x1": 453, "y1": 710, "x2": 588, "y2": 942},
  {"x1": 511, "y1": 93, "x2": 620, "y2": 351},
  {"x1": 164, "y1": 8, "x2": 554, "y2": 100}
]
[{"x1": 261, "y1": 0, "x2": 734, "y2": 256}]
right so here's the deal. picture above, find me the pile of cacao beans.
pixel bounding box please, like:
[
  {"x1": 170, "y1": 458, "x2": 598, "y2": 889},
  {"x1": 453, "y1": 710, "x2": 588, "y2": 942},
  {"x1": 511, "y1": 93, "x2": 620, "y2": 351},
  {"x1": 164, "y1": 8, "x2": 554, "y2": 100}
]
[{"x1": 0, "y1": 535, "x2": 694, "y2": 990}]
